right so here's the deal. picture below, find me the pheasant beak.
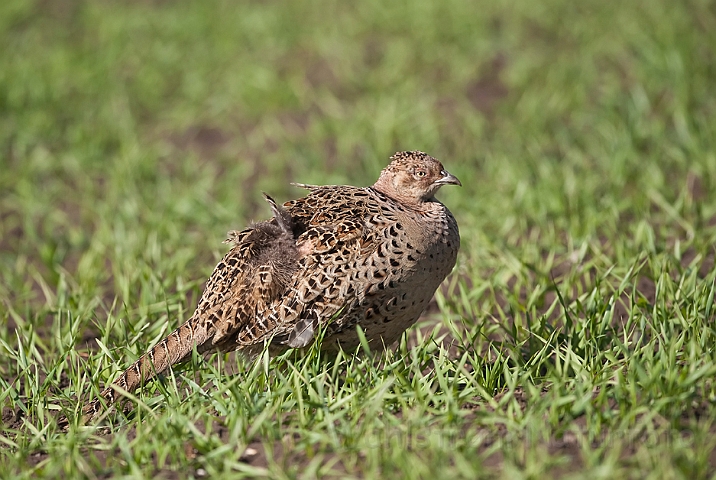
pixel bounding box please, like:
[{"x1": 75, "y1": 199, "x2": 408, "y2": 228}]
[{"x1": 435, "y1": 170, "x2": 462, "y2": 187}]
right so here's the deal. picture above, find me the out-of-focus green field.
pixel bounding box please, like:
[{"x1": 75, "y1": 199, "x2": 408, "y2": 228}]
[{"x1": 1, "y1": 0, "x2": 715, "y2": 478}]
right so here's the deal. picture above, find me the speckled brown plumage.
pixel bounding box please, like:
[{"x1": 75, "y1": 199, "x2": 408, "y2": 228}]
[{"x1": 75, "y1": 151, "x2": 460, "y2": 424}]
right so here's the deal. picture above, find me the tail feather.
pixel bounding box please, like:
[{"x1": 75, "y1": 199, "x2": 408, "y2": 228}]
[
  {"x1": 81, "y1": 316, "x2": 211, "y2": 422},
  {"x1": 263, "y1": 193, "x2": 294, "y2": 235},
  {"x1": 65, "y1": 193, "x2": 291, "y2": 428}
]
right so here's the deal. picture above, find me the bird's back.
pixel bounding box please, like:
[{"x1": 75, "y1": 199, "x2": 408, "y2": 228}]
[{"x1": 261, "y1": 184, "x2": 460, "y2": 351}]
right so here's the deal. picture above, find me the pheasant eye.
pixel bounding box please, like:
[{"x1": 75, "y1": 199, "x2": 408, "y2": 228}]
[{"x1": 416, "y1": 171, "x2": 426, "y2": 177}]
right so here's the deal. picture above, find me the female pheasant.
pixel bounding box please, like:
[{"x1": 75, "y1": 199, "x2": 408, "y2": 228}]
[{"x1": 75, "y1": 150, "x2": 460, "y2": 424}]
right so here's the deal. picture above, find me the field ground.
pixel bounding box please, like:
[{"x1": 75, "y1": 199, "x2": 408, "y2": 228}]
[{"x1": 1, "y1": 0, "x2": 716, "y2": 478}]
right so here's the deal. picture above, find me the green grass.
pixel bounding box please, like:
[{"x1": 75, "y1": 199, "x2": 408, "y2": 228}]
[{"x1": 2, "y1": 0, "x2": 716, "y2": 478}]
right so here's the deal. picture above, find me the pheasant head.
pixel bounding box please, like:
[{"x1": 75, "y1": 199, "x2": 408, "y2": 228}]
[{"x1": 372, "y1": 151, "x2": 461, "y2": 204}]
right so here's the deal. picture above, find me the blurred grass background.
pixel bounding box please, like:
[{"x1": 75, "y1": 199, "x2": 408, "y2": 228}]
[{"x1": 1, "y1": 0, "x2": 716, "y2": 478}]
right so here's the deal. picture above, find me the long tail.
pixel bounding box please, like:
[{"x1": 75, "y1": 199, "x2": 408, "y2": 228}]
[{"x1": 79, "y1": 315, "x2": 212, "y2": 423}]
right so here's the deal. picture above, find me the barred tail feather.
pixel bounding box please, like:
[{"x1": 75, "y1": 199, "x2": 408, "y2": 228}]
[{"x1": 81, "y1": 315, "x2": 211, "y2": 422}]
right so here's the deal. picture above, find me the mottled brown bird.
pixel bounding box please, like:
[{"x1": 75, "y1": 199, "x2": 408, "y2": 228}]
[{"x1": 76, "y1": 150, "x2": 460, "y2": 424}]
